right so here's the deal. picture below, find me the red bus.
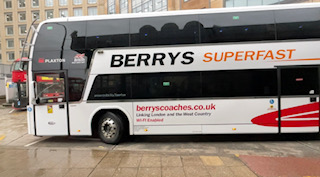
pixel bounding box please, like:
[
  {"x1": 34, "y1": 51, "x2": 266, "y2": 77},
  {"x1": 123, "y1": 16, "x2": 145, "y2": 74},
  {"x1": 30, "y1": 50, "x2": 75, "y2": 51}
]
[{"x1": 11, "y1": 58, "x2": 29, "y2": 109}]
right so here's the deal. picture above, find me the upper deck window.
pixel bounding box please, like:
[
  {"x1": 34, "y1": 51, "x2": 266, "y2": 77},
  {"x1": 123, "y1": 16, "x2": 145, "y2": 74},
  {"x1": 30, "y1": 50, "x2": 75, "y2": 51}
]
[
  {"x1": 130, "y1": 15, "x2": 200, "y2": 46},
  {"x1": 200, "y1": 11, "x2": 276, "y2": 43},
  {"x1": 86, "y1": 19, "x2": 130, "y2": 48},
  {"x1": 34, "y1": 22, "x2": 87, "y2": 51},
  {"x1": 275, "y1": 7, "x2": 320, "y2": 40}
]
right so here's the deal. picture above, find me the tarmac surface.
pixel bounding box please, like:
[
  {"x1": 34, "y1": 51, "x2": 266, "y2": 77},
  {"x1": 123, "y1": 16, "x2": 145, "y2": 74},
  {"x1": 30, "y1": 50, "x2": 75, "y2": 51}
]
[{"x1": 1, "y1": 102, "x2": 320, "y2": 177}]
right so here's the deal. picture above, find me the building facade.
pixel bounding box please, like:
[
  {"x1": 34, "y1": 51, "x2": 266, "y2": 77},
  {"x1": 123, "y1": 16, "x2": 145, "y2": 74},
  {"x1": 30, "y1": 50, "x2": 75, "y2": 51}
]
[{"x1": 0, "y1": 0, "x2": 319, "y2": 64}]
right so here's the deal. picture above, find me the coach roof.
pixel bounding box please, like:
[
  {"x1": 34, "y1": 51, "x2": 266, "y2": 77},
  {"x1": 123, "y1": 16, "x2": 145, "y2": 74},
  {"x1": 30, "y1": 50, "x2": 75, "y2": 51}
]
[{"x1": 40, "y1": 2, "x2": 320, "y2": 25}]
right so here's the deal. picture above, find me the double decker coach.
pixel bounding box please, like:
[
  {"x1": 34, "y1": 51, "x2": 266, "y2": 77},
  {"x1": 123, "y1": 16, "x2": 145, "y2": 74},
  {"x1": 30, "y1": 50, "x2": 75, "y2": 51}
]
[{"x1": 27, "y1": 3, "x2": 320, "y2": 144}]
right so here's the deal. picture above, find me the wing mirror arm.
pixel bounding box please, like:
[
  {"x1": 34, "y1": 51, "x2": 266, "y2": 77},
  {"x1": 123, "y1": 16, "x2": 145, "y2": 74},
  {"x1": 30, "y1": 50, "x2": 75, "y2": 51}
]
[{"x1": 31, "y1": 81, "x2": 40, "y2": 105}]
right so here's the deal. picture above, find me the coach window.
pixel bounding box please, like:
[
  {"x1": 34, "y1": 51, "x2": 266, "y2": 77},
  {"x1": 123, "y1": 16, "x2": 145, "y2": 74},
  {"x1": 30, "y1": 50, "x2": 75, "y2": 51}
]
[
  {"x1": 53, "y1": 22, "x2": 87, "y2": 101},
  {"x1": 68, "y1": 70, "x2": 86, "y2": 101},
  {"x1": 59, "y1": 49, "x2": 87, "y2": 101},
  {"x1": 130, "y1": 15, "x2": 200, "y2": 46},
  {"x1": 59, "y1": 22, "x2": 87, "y2": 51},
  {"x1": 281, "y1": 68, "x2": 319, "y2": 96},
  {"x1": 32, "y1": 25, "x2": 66, "y2": 70},
  {"x1": 35, "y1": 73, "x2": 65, "y2": 104},
  {"x1": 33, "y1": 22, "x2": 78, "y2": 62},
  {"x1": 132, "y1": 72, "x2": 201, "y2": 99},
  {"x1": 34, "y1": 23, "x2": 68, "y2": 51},
  {"x1": 202, "y1": 69, "x2": 277, "y2": 97},
  {"x1": 86, "y1": 19, "x2": 129, "y2": 49},
  {"x1": 275, "y1": 8, "x2": 320, "y2": 40},
  {"x1": 199, "y1": 11, "x2": 275, "y2": 43},
  {"x1": 32, "y1": 51, "x2": 64, "y2": 71},
  {"x1": 88, "y1": 74, "x2": 131, "y2": 100}
]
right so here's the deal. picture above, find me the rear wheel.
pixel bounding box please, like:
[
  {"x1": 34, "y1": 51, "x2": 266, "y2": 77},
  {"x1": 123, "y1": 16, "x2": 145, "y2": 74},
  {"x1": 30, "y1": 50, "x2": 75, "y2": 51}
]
[{"x1": 98, "y1": 112, "x2": 124, "y2": 144}]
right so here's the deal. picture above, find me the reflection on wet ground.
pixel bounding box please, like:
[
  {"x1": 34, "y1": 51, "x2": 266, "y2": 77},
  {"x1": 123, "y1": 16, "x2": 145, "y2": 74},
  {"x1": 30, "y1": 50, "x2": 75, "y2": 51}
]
[{"x1": 0, "y1": 148, "x2": 255, "y2": 177}]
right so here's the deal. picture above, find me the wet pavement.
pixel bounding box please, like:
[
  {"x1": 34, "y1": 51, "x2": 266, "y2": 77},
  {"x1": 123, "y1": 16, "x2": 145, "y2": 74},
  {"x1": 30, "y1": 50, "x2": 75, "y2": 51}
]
[
  {"x1": 1, "y1": 104, "x2": 320, "y2": 177},
  {"x1": 0, "y1": 148, "x2": 257, "y2": 177}
]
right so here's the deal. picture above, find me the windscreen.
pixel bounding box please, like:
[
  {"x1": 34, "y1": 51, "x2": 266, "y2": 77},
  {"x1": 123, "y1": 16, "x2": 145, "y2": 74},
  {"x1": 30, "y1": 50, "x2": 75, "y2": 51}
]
[
  {"x1": 12, "y1": 61, "x2": 28, "y2": 71},
  {"x1": 32, "y1": 22, "x2": 87, "y2": 101},
  {"x1": 35, "y1": 73, "x2": 65, "y2": 104}
]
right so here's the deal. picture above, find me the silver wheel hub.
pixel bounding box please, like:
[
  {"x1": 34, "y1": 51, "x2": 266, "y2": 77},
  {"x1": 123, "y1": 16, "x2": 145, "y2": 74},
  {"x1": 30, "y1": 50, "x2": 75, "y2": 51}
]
[{"x1": 101, "y1": 118, "x2": 117, "y2": 139}]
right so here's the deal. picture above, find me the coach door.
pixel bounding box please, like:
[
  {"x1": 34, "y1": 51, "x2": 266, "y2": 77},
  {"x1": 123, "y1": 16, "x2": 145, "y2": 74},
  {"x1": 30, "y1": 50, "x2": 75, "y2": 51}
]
[
  {"x1": 34, "y1": 71, "x2": 69, "y2": 135},
  {"x1": 279, "y1": 66, "x2": 320, "y2": 133}
]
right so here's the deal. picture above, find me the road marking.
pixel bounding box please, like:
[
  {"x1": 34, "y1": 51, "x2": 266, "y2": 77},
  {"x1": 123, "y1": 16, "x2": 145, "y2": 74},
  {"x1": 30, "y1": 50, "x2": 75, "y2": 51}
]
[
  {"x1": 200, "y1": 156, "x2": 224, "y2": 166},
  {"x1": 9, "y1": 109, "x2": 15, "y2": 114},
  {"x1": 0, "y1": 135, "x2": 5, "y2": 141},
  {"x1": 24, "y1": 139, "x2": 42, "y2": 147}
]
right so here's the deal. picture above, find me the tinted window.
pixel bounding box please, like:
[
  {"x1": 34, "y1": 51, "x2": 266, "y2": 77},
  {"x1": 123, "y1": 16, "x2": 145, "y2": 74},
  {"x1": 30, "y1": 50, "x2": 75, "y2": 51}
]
[
  {"x1": 132, "y1": 72, "x2": 201, "y2": 99},
  {"x1": 281, "y1": 68, "x2": 319, "y2": 96},
  {"x1": 34, "y1": 23, "x2": 68, "y2": 51},
  {"x1": 200, "y1": 11, "x2": 276, "y2": 43},
  {"x1": 35, "y1": 73, "x2": 66, "y2": 104},
  {"x1": 32, "y1": 48, "x2": 88, "y2": 71},
  {"x1": 275, "y1": 8, "x2": 320, "y2": 40},
  {"x1": 34, "y1": 22, "x2": 87, "y2": 52},
  {"x1": 68, "y1": 69, "x2": 86, "y2": 101},
  {"x1": 62, "y1": 50, "x2": 87, "y2": 70},
  {"x1": 86, "y1": 19, "x2": 130, "y2": 49},
  {"x1": 12, "y1": 61, "x2": 28, "y2": 71},
  {"x1": 88, "y1": 74, "x2": 131, "y2": 100},
  {"x1": 65, "y1": 21, "x2": 87, "y2": 51},
  {"x1": 33, "y1": 22, "x2": 88, "y2": 70},
  {"x1": 63, "y1": 50, "x2": 87, "y2": 101},
  {"x1": 32, "y1": 50, "x2": 63, "y2": 70},
  {"x1": 88, "y1": 69, "x2": 276, "y2": 100},
  {"x1": 202, "y1": 69, "x2": 277, "y2": 97},
  {"x1": 34, "y1": 22, "x2": 88, "y2": 102},
  {"x1": 130, "y1": 15, "x2": 200, "y2": 46}
]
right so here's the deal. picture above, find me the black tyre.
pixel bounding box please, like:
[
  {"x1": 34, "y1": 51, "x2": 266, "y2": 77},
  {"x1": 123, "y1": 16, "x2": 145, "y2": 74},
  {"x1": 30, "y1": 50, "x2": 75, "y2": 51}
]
[{"x1": 98, "y1": 112, "x2": 124, "y2": 144}]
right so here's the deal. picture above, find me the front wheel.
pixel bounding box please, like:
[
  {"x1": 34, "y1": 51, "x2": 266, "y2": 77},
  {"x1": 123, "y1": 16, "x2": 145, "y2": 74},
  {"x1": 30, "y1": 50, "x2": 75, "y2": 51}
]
[{"x1": 98, "y1": 112, "x2": 124, "y2": 144}]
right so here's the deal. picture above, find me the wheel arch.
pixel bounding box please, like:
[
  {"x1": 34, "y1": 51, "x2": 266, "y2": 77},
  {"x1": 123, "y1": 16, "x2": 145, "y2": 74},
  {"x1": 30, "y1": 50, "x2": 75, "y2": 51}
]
[{"x1": 90, "y1": 107, "x2": 132, "y2": 137}]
